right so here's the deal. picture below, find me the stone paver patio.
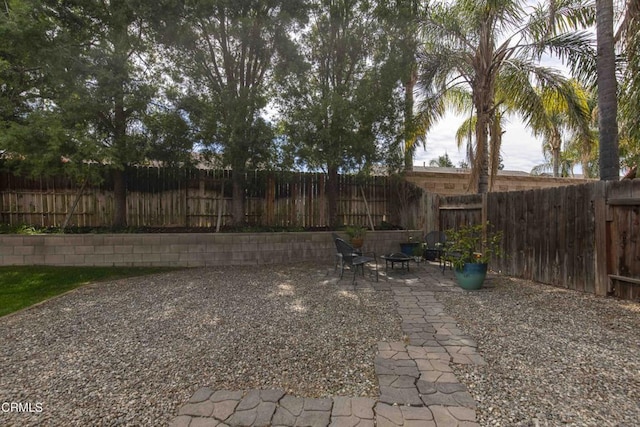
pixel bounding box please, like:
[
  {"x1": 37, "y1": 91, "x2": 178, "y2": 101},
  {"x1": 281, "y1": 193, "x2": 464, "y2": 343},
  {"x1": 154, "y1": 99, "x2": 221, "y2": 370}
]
[{"x1": 170, "y1": 262, "x2": 484, "y2": 427}]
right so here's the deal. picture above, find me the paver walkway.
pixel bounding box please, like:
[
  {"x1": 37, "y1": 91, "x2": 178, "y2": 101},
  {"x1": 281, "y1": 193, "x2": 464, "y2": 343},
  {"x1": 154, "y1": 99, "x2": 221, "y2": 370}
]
[{"x1": 170, "y1": 262, "x2": 485, "y2": 427}]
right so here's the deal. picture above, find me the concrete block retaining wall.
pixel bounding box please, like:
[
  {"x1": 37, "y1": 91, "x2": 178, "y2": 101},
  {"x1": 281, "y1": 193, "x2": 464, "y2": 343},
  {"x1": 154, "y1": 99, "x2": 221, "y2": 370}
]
[{"x1": 0, "y1": 231, "x2": 421, "y2": 267}]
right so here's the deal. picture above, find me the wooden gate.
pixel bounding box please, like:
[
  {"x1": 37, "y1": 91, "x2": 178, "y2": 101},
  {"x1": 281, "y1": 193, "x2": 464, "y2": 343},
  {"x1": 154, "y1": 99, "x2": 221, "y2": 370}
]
[{"x1": 606, "y1": 180, "x2": 640, "y2": 300}]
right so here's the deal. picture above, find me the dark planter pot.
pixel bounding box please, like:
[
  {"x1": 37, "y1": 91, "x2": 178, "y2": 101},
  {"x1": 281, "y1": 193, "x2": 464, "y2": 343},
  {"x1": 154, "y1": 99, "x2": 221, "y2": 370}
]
[
  {"x1": 400, "y1": 242, "x2": 420, "y2": 256},
  {"x1": 454, "y1": 263, "x2": 488, "y2": 290}
]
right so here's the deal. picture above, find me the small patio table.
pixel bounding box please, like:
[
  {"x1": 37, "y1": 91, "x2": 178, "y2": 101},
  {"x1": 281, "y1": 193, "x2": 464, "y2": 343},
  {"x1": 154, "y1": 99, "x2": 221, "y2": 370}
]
[{"x1": 381, "y1": 252, "x2": 412, "y2": 273}]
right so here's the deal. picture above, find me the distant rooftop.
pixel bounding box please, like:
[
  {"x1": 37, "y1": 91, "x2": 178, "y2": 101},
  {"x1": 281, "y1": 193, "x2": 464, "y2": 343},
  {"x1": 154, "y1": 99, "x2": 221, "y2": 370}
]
[{"x1": 411, "y1": 166, "x2": 531, "y2": 177}]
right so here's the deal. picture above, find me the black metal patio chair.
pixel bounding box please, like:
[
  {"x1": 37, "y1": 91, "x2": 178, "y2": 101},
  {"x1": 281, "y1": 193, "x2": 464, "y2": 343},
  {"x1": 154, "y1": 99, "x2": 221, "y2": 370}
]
[
  {"x1": 424, "y1": 230, "x2": 447, "y2": 265},
  {"x1": 331, "y1": 232, "x2": 344, "y2": 272},
  {"x1": 333, "y1": 237, "x2": 378, "y2": 285}
]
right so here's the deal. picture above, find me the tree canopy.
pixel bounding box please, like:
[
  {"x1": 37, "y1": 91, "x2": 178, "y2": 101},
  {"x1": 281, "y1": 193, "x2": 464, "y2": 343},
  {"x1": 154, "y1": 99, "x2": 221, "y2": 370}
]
[{"x1": 1, "y1": 0, "x2": 638, "y2": 222}]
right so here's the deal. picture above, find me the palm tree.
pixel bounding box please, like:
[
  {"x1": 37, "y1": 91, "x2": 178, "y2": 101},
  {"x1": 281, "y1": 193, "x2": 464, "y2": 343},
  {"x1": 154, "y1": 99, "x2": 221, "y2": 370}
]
[
  {"x1": 596, "y1": 0, "x2": 620, "y2": 180},
  {"x1": 530, "y1": 80, "x2": 593, "y2": 177},
  {"x1": 417, "y1": 0, "x2": 594, "y2": 193},
  {"x1": 450, "y1": 76, "x2": 593, "y2": 180},
  {"x1": 530, "y1": 151, "x2": 578, "y2": 177},
  {"x1": 616, "y1": 0, "x2": 640, "y2": 172}
]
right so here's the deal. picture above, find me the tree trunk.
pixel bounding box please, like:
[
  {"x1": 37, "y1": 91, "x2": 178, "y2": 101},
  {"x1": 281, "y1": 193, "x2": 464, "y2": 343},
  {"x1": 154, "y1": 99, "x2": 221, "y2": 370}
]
[
  {"x1": 327, "y1": 165, "x2": 339, "y2": 228},
  {"x1": 475, "y1": 107, "x2": 490, "y2": 194},
  {"x1": 112, "y1": 84, "x2": 127, "y2": 228},
  {"x1": 551, "y1": 128, "x2": 562, "y2": 177},
  {"x1": 112, "y1": 168, "x2": 127, "y2": 228},
  {"x1": 403, "y1": 67, "x2": 417, "y2": 171},
  {"x1": 231, "y1": 168, "x2": 246, "y2": 226},
  {"x1": 596, "y1": 0, "x2": 620, "y2": 181},
  {"x1": 552, "y1": 147, "x2": 561, "y2": 177}
]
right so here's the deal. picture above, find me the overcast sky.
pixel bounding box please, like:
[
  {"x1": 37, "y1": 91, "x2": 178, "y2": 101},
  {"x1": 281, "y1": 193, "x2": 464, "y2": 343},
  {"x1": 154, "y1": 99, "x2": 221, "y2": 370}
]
[{"x1": 413, "y1": 111, "x2": 547, "y2": 173}]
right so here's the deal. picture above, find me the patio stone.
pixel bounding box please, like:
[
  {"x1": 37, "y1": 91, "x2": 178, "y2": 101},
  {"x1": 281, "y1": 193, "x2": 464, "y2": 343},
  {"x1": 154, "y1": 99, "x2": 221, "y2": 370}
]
[
  {"x1": 351, "y1": 397, "x2": 375, "y2": 419},
  {"x1": 279, "y1": 396, "x2": 304, "y2": 416},
  {"x1": 169, "y1": 415, "x2": 192, "y2": 427},
  {"x1": 378, "y1": 385, "x2": 423, "y2": 406},
  {"x1": 304, "y1": 397, "x2": 333, "y2": 411},
  {"x1": 254, "y1": 402, "x2": 278, "y2": 425},
  {"x1": 374, "y1": 403, "x2": 403, "y2": 425},
  {"x1": 328, "y1": 415, "x2": 361, "y2": 427},
  {"x1": 211, "y1": 399, "x2": 239, "y2": 421},
  {"x1": 189, "y1": 387, "x2": 215, "y2": 403},
  {"x1": 211, "y1": 390, "x2": 244, "y2": 403},
  {"x1": 400, "y1": 405, "x2": 434, "y2": 420},
  {"x1": 236, "y1": 390, "x2": 261, "y2": 411},
  {"x1": 272, "y1": 406, "x2": 297, "y2": 425},
  {"x1": 261, "y1": 389, "x2": 286, "y2": 403},
  {"x1": 297, "y1": 407, "x2": 332, "y2": 426},
  {"x1": 170, "y1": 263, "x2": 483, "y2": 427},
  {"x1": 331, "y1": 397, "x2": 352, "y2": 417},
  {"x1": 225, "y1": 408, "x2": 256, "y2": 426},
  {"x1": 179, "y1": 400, "x2": 215, "y2": 417},
  {"x1": 190, "y1": 417, "x2": 223, "y2": 427}
]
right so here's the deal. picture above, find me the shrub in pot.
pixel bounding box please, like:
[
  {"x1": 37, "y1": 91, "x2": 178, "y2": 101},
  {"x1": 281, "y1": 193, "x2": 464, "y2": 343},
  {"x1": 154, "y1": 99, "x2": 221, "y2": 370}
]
[
  {"x1": 445, "y1": 223, "x2": 503, "y2": 290},
  {"x1": 345, "y1": 225, "x2": 367, "y2": 249}
]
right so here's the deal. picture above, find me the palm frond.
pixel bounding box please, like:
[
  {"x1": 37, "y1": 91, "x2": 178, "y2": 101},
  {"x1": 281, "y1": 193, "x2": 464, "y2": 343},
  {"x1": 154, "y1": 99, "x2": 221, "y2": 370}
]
[
  {"x1": 442, "y1": 86, "x2": 473, "y2": 115},
  {"x1": 531, "y1": 31, "x2": 596, "y2": 86},
  {"x1": 454, "y1": 115, "x2": 476, "y2": 149}
]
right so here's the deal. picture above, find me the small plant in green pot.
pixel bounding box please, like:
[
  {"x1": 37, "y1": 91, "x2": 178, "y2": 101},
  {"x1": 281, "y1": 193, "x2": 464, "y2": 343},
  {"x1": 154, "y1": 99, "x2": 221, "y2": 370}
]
[
  {"x1": 345, "y1": 225, "x2": 367, "y2": 249},
  {"x1": 445, "y1": 223, "x2": 503, "y2": 290}
]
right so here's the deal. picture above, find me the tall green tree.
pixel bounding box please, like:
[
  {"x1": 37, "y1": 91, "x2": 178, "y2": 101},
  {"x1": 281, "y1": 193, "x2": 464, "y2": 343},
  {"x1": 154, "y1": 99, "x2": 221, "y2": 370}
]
[
  {"x1": 278, "y1": 0, "x2": 400, "y2": 227},
  {"x1": 2, "y1": 0, "x2": 192, "y2": 227},
  {"x1": 168, "y1": 0, "x2": 308, "y2": 226},
  {"x1": 418, "y1": 0, "x2": 594, "y2": 193},
  {"x1": 375, "y1": 0, "x2": 423, "y2": 171},
  {"x1": 0, "y1": 0, "x2": 63, "y2": 173}
]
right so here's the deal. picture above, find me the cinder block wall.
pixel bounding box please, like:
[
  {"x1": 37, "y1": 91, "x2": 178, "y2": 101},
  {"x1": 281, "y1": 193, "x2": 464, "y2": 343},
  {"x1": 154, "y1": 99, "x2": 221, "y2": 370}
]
[{"x1": 0, "y1": 231, "x2": 421, "y2": 267}]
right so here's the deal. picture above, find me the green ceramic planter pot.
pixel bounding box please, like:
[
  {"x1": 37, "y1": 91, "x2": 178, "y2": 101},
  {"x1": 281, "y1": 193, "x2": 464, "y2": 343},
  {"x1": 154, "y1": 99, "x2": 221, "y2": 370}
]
[
  {"x1": 454, "y1": 263, "x2": 488, "y2": 290},
  {"x1": 400, "y1": 242, "x2": 420, "y2": 256}
]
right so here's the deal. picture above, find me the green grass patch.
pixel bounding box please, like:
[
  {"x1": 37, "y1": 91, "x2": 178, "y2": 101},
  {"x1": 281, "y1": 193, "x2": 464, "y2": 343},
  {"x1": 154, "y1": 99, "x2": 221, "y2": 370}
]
[{"x1": 0, "y1": 266, "x2": 174, "y2": 317}]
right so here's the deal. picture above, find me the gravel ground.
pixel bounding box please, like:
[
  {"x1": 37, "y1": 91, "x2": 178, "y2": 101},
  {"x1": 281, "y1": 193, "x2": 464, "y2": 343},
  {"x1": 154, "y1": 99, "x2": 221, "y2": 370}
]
[
  {"x1": 436, "y1": 274, "x2": 640, "y2": 427},
  {"x1": 0, "y1": 264, "x2": 402, "y2": 426}
]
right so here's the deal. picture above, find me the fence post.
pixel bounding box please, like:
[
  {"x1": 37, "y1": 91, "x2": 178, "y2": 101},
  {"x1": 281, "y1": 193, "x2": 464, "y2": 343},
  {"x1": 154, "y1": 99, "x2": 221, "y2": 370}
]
[{"x1": 594, "y1": 181, "x2": 609, "y2": 296}]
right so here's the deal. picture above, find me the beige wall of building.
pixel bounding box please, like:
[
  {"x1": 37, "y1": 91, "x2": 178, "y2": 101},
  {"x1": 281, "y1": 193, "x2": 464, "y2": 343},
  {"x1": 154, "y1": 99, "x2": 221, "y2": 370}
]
[{"x1": 405, "y1": 167, "x2": 592, "y2": 195}]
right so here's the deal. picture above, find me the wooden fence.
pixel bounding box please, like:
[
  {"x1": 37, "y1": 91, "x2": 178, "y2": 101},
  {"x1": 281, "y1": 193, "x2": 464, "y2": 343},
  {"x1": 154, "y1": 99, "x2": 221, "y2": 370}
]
[
  {"x1": 0, "y1": 168, "x2": 426, "y2": 230},
  {"x1": 433, "y1": 180, "x2": 640, "y2": 301}
]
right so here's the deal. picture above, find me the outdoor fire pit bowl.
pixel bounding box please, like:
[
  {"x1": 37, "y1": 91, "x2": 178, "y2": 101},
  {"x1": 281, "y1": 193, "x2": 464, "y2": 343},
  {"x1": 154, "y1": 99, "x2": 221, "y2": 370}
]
[{"x1": 381, "y1": 252, "x2": 412, "y2": 272}]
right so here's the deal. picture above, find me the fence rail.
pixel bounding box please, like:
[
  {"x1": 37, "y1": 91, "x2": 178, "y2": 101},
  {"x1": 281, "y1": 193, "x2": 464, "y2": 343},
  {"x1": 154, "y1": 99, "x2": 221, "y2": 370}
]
[
  {"x1": 436, "y1": 180, "x2": 640, "y2": 301},
  {"x1": 0, "y1": 168, "x2": 425, "y2": 230}
]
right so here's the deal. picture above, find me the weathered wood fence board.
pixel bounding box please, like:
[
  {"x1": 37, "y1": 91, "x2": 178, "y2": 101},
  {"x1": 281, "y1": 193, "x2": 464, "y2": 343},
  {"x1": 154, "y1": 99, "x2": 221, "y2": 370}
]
[
  {"x1": 0, "y1": 168, "x2": 424, "y2": 230},
  {"x1": 436, "y1": 180, "x2": 640, "y2": 301}
]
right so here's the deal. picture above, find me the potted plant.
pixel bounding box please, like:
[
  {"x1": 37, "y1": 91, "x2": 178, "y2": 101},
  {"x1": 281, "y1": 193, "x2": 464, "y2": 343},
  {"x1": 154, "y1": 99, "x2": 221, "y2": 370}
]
[
  {"x1": 445, "y1": 222, "x2": 503, "y2": 290},
  {"x1": 345, "y1": 225, "x2": 367, "y2": 249},
  {"x1": 400, "y1": 234, "x2": 421, "y2": 256},
  {"x1": 412, "y1": 244, "x2": 424, "y2": 262}
]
